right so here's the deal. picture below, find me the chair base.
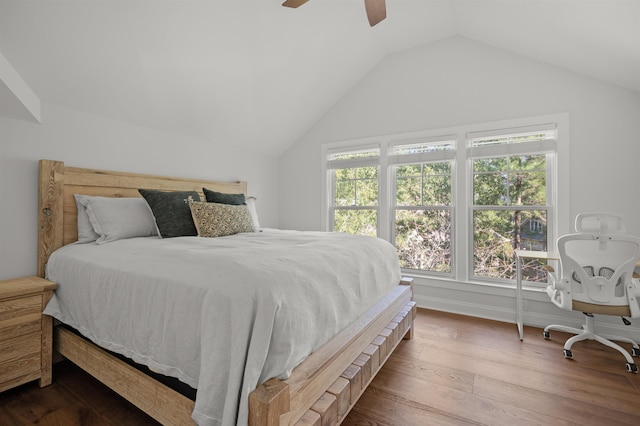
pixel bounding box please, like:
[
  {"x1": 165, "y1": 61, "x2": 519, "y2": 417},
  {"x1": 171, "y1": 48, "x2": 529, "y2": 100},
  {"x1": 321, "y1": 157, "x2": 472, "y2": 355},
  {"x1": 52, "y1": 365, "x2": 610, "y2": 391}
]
[{"x1": 543, "y1": 314, "x2": 639, "y2": 372}]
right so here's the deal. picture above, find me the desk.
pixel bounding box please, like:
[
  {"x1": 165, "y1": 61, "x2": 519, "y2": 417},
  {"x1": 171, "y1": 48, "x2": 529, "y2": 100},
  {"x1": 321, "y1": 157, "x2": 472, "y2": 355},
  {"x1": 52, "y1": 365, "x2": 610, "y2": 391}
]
[{"x1": 515, "y1": 250, "x2": 559, "y2": 341}]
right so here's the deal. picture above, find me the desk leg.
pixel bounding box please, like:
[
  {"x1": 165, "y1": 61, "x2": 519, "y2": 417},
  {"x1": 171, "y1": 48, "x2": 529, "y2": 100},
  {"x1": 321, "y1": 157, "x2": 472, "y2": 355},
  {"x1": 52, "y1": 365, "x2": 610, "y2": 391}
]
[{"x1": 516, "y1": 255, "x2": 523, "y2": 341}]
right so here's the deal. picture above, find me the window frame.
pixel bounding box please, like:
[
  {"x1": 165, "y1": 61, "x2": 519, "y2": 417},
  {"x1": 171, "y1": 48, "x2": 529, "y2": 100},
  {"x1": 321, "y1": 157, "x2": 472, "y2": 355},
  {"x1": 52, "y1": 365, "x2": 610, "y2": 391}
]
[
  {"x1": 389, "y1": 136, "x2": 457, "y2": 277},
  {"x1": 325, "y1": 144, "x2": 383, "y2": 237},
  {"x1": 467, "y1": 124, "x2": 558, "y2": 285},
  {"x1": 321, "y1": 114, "x2": 570, "y2": 287}
]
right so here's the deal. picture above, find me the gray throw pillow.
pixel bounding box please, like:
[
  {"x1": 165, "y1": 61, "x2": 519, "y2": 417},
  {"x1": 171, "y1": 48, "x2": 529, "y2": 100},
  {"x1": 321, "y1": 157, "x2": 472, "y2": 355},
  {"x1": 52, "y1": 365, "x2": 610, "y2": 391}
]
[
  {"x1": 139, "y1": 189, "x2": 201, "y2": 238},
  {"x1": 202, "y1": 188, "x2": 245, "y2": 205}
]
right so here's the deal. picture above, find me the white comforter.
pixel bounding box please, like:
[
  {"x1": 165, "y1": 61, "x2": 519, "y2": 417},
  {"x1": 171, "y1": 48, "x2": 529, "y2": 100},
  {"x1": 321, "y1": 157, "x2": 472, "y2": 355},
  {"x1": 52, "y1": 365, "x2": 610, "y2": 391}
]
[{"x1": 44, "y1": 229, "x2": 401, "y2": 425}]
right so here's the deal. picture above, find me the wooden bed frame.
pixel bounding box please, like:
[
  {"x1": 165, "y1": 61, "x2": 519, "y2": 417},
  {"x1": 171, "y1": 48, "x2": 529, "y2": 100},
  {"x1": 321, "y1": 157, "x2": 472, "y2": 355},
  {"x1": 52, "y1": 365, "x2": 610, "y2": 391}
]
[{"x1": 37, "y1": 159, "x2": 415, "y2": 426}]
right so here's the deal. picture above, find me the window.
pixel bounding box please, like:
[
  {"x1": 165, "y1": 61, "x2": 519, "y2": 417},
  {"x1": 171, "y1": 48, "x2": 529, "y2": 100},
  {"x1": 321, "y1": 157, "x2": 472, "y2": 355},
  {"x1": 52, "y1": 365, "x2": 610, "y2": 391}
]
[
  {"x1": 469, "y1": 125, "x2": 556, "y2": 282},
  {"x1": 390, "y1": 137, "x2": 456, "y2": 273},
  {"x1": 327, "y1": 147, "x2": 379, "y2": 237},
  {"x1": 529, "y1": 219, "x2": 542, "y2": 232},
  {"x1": 322, "y1": 117, "x2": 564, "y2": 286}
]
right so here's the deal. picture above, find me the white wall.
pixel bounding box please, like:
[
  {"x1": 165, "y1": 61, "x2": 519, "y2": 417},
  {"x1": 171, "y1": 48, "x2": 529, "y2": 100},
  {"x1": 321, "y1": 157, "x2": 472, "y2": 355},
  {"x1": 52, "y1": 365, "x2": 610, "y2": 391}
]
[
  {"x1": 279, "y1": 36, "x2": 640, "y2": 339},
  {"x1": 0, "y1": 103, "x2": 279, "y2": 280}
]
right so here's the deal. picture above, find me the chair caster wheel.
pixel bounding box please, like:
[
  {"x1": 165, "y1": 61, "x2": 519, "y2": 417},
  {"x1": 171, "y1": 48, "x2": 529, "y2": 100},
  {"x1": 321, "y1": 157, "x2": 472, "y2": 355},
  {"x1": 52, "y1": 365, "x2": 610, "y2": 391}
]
[
  {"x1": 626, "y1": 363, "x2": 638, "y2": 373},
  {"x1": 563, "y1": 349, "x2": 573, "y2": 359},
  {"x1": 543, "y1": 331, "x2": 550, "y2": 339},
  {"x1": 632, "y1": 347, "x2": 640, "y2": 357}
]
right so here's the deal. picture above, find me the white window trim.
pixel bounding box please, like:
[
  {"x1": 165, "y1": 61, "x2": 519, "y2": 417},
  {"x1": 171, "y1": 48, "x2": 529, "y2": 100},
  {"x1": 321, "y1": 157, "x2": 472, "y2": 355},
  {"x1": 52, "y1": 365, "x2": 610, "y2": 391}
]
[{"x1": 321, "y1": 113, "x2": 570, "y2": 287}]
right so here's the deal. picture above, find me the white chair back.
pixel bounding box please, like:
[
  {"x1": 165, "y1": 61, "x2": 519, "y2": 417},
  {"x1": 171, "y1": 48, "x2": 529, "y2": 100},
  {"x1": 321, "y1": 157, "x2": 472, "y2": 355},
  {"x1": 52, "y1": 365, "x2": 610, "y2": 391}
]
[{"x1": 558, "y1": 233, "x2": 640, "y2": 312}]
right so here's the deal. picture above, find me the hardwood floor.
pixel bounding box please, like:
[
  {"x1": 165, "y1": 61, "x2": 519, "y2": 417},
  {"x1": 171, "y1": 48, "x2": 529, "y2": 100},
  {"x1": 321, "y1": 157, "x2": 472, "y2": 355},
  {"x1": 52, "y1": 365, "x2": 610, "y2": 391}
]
[
  {"x1": 1, "y1": 308, "x2": 639, "y2": 425},
  {"x1": 344, "y1": 309, "x2": 640, "y2": 426}
]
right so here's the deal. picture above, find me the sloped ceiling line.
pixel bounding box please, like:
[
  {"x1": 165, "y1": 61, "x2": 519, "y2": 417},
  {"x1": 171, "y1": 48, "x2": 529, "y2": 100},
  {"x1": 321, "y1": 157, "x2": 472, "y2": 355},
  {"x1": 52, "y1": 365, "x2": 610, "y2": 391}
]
[
  {"x1": 0, "y1": 1, "x2": 638, "y2": 154},
  {"x1": 0, "y1": 50, "x2": 41, "y2": 123}
]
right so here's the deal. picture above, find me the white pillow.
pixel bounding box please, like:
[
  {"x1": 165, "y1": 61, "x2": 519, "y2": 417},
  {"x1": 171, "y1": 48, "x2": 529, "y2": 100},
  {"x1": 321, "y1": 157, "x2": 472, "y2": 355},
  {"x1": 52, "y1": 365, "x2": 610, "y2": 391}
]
[
  {"x1": 78, "y1": 196, "x2": 158, "y2": 244},
  {"x1": 74, "y1": 194, "x2": 100, "y2": 243},
  {"x1": 246, "y1": 196, "x2": 261, "y2": 231}
]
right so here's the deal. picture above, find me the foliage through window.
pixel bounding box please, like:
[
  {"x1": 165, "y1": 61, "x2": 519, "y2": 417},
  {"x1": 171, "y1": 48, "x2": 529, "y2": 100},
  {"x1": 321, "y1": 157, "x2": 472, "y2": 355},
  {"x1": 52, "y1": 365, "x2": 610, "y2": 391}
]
[
  {"x1": 391, "y1": 138, "x2": 455, "y2": 273},
  {"x1": 469, "y1": 126, "x2": 556, "y2": 282},
  {"x1": 323, "y1": 121, "x2": 559, "y2": 284},
  {"x1": 328, "y1": 148, "x2": 379, "y2": 237}
]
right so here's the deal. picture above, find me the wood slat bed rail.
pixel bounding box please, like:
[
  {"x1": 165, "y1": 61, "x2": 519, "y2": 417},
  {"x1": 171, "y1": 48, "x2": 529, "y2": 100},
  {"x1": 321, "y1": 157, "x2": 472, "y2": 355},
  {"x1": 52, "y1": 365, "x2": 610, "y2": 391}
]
[
  {"x1": 55, "y1": 327, "x2": 195, "y2": 425},
  {"x1": 249, "y1": 280, "x2": 414, "y2": 425},
  {"x1": 282, "y1": 285, "x2": 412, "y2": 425},
  {"x1": 293, "y1": 299, "x2": 416, "y2": 425}
]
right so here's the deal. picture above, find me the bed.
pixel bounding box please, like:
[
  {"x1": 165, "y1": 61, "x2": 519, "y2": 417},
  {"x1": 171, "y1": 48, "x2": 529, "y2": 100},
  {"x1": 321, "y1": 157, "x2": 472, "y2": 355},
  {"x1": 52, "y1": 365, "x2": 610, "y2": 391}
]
[{"x1": 37, "y1": 159, "x2": 415, "y2": 426}]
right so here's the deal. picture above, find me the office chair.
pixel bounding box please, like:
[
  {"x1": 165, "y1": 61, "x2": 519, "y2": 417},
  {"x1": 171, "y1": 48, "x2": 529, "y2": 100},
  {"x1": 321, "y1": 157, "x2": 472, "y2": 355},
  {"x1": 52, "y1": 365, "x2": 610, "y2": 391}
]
[{"x1": 543, "y1": 213, "x2": 640, "y2": 373}]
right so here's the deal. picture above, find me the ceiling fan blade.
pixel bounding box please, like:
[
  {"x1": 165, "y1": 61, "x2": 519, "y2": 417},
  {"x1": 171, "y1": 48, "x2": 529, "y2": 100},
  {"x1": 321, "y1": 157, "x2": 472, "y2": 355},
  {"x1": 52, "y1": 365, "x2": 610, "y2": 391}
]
[
  {"x1": 282, "y1": 0, "x2": 309, "y2": 8},
  {"x1": 364, "y1": 0, "x2": 386, "y2": 26}
]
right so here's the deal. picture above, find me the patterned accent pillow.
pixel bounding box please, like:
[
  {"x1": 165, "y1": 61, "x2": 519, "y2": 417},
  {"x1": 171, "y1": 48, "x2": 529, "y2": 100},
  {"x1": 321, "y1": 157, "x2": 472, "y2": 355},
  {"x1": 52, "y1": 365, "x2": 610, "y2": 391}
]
[{"x1": 188, "y1": 199, "x2": 254, "y2": 237}]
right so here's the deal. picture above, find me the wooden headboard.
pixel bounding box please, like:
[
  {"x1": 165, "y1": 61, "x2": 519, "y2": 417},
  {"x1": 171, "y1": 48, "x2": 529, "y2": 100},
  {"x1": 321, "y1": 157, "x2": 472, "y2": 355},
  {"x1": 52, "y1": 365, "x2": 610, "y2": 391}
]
[{"x1": 37, "y1": 159, "x2": 247, "y2": 278}]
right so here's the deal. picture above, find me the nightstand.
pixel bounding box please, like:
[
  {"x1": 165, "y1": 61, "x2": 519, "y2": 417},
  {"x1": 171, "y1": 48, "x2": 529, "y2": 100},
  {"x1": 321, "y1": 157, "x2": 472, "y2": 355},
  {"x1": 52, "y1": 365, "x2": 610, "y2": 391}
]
[{"x1": 0, "y1": 276, "x2": 57, "y2": 393}]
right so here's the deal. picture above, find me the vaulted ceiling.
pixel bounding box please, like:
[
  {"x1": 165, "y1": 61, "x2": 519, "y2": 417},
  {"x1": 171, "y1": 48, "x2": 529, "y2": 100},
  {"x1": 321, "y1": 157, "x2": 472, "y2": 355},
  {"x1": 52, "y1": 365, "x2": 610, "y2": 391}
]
[{"x1": 1, "y1": 1, "x2": 638, "y2": 156}]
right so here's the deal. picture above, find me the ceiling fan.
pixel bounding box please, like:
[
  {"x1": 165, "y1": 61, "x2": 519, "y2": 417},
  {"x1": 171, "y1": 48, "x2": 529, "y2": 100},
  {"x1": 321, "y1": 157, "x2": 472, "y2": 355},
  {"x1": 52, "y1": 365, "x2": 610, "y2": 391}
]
[{"x1": 282, "y1": 0, "x2": 386, "y2": 27}]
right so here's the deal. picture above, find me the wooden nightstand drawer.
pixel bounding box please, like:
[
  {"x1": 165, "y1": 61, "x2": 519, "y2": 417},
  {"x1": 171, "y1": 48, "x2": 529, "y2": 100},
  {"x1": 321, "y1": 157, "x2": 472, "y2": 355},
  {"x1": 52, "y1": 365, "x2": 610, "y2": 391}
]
[
  {"x1": 0, "y1": 295, "x2": 43, "y2": 340},
  {"x1": 0, "y1": 294, "x2": 43, "y2": 320},
  {"x1": 0, "y1": 333, "x2": 42, "y2": 384},
  {"x1": 0, "y1": 276, "x2": 56, "y2": 393}
]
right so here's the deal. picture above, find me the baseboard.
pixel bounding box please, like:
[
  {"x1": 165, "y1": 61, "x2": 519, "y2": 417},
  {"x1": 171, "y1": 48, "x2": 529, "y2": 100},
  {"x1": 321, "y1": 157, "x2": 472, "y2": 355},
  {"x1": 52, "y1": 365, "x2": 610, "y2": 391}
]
[{"x1": 414, "y1": 293, "x2": 640, "y2": 342}]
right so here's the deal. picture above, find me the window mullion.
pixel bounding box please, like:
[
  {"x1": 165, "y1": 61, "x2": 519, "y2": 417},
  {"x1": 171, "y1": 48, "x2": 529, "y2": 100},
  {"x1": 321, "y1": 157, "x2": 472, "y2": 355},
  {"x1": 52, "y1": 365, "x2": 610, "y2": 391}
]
[{"x1": 379, "y1": 144, "x2": 389, "y2": 241}]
